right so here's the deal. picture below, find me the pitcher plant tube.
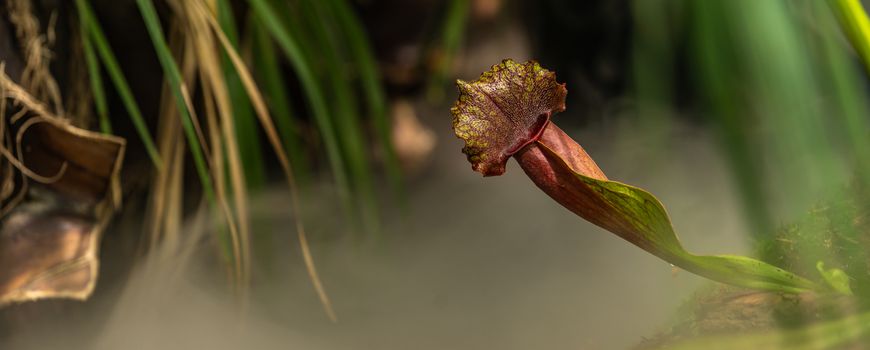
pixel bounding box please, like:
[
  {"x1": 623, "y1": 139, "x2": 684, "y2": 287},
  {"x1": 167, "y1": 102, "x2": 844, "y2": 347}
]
[{"x1": 451, "y1": 59, "x2": 846, "y2": 295}]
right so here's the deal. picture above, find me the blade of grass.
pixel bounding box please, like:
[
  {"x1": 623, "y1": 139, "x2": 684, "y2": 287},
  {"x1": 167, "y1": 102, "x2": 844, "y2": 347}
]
[
  {"x1": 690, "y1": 1, "x2": 775, "y2": 237},
  {"x1": 199, "y1": 68, "x2": 243, "y2": 282},
  {"x1": 186, "y1": 0, "x2": 252, "y2": 289},
  {"x1": 77, "y1": 6, "x2": 111, "y2": 134},
  {"x1": 829, "y1": 0, "x2": 870, "y2": 73},
  {"x1": 146, "y1": 77, "x2": 182, "y2": 249},
  {"x1": 733, "y1": 1, "x2": 842, "y2": 213},
  {"x1": 137, "y1": 0, "x2": 244, "y2": 280},
  {"x1": 248, "y1": 0, "x2": 351, "y2": 206},
  {"x1": 328, "y1": 0, "x2": 404, "y2": 201},
  {"x1": 427, "y1": 0, "x2": 470, "y2": 101},
  {"x1": 181, "y1": 28, "x2": 243, "y2": 281},
  {"x1": 204, "y1": 6, "x2": 337, "y2": 321},
  {"x1": 820, "y1": 0, "x2": 870, "y2": 188},
  {"x1": 76, "y1": 0, "x2": 162, "y2": 169},
  {"x1": 201, "y1": 71, "x2": 246, "y2": 289},
  {"x1": 136, "y1": 0, "x2": 213, "y2": 202},
  {"x1": 630, "y1": 0, "x2": 675, "y2": 149},
  {"x1": 271, "y1": 0, "x2": 317, "y2": 65},
  {"x1": 304, "y1": 0, "x2": 379, "y2": 234},
  {"x1": 143, "y1": 22, "x2": 189, "y2": 251},
  {"x1": 249, "y1": 18, "x2": 310, "y2": 186},
  {"x1": 216, "y1": 0, "x2": 265, "y2": 190}
]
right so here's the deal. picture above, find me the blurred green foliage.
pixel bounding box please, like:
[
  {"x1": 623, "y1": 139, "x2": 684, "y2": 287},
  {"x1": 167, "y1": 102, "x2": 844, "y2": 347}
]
[{"x1": 634, "y1": 0, "x2": 870, "y2": 347}]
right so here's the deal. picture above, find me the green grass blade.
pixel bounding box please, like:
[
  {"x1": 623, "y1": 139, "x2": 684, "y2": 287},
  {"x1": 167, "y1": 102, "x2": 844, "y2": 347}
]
[
  {"x1": 427, "y1": 0, "x2": 470, "y2": 101},
  {"x1": 217, "y1": 0, "x2": 265, "y2": 190},
  {"x1": 821, "y1": 0, "x2": 870, "y2": 188},
  {"x1": 690, "y1": 1, "x2": 775, "y2": 237},
  {"x1": 328, "y1": 0, "x2": 404, "y2": 200},
  {"x1": 205, "y1": 9, "x2": 337, "y2": 319},
  {"x1": 271, "y1": 0, "x2": 317, "y2": 63},
  {"x1": 629, "y1": 0, "x2": 675, "y2": 148},
  {"x1": 829, "y1": 0, "x2": 870, "y2": 73},
  {"x1": 76, "y1": 0, "x2": 162, "y2": 169},
  {"x1": 135, "y1": 0, "x2": 215, "y2": 203},
  {"x1": 77, "y1": 1, "x2": 111, "y2": 134},
  {"x1": 249, "y1": 18, "x2": 310, "y2": 186},
  {"x1": 248, "y1": 0, "x2": 351, "y2": 204},
  {"x1": 303, "y1": 0, "x2": 379, "y2": 233},
  {"x1": 136, "y1": 0, "x2": 245, "y2": 270}
]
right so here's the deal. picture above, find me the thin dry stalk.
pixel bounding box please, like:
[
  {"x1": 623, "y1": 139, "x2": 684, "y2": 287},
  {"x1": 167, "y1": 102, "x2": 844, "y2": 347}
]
[
  {"x1": 6, "y1": 0, "x2": 64, "y2": 115},
  {"x1": 199, "y1": 56, "x2": 244, "y2": 286},
  {"x1": 0, "y1": 81, "x2": 16, "y2": 215},
  {"x1": 10, "y1": 116, "x2": 68, "y2": 182},
  {"x1": 146, "y1": 77, "x2": 183, "y2": 248},
  {"x1": 177, "y1": 0, "x2": 248, "y2": 289},
  {"x1": 200, "y1": 1, "x2": 337, "y2": 322},
  {"x1": 143, "y1": 5, "x2": 248, "y2": 293},
  {"x1": 0, "y1": 68, "x2": 68, "y2": 217},
  {"x1": 64, "y1": 26, "x2": 94, "y2": 128},
  {"x1": 185, "y1": 0, "x2": 252, "y2": 288},
  {"x1": 145, "y1": 21, "x2": 186, "y2": 249}
]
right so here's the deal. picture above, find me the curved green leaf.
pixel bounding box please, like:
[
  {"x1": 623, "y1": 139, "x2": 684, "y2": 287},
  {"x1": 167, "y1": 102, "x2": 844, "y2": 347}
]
[
  {"x1": 816, "y1": 261, "x2": 853, "y2": 295},
  {"x1": 77, "y1": 0, "x2": 162, "y2": 168},
  {"x1": 529, "y1": 132, "x2": 821, "y2": 294}
]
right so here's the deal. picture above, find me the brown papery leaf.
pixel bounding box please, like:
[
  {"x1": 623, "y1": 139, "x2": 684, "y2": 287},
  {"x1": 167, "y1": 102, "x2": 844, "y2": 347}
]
[{"x1": 1, "y1": 64, "x2": 125, "y2": 306}]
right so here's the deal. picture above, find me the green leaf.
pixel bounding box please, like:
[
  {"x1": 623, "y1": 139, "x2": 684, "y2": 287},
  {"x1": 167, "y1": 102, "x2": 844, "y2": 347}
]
[
  {"x1": 249, "y1": 17, "x2": 309, "y2": 186},
  {"x1": 216, "y1": 0, "x2": 265, "y2": 189},
  {"x1": 135, "y1": 0, "x2": 215, "y2": 204},
  {"x1": 76, "y1": 0, "x2": 162, "y2": 169},
  {"x1": 247, "y1": 0, "x2": 351, "y2": 205},
  {"x1": 304, "y1": 0, "x2": 380, "y2": 234},
  {"x1": 77, "y1": 4, "x2": 110, "y2": 134},
  {"x1": 427, "y1": 0, "x2": 470, "y2": 101},
  {"x1": 534, "y1": 134, "x2": 819, "y2": 293},
  {"x1": 328, "y1": 0, "x2": 405, "y2": 200},
  {"x1": 816, "y1": 261, "x2": 853, "y2": 295},
  {"x1": 829, "y1": 0, "x2": 870, "y2": 74}
]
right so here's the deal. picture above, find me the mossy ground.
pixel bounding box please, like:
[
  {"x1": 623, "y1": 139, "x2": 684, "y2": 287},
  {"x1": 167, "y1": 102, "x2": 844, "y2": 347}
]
[{"x1": 638, "y1": 185, "x2": 870, "y2": 349}]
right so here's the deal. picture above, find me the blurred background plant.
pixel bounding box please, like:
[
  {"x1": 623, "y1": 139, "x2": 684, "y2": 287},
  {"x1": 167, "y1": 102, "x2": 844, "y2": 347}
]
[
  {"x1": 3, "y1": 0, "x2": 471, "y2": 328},
  {"x1": 3, "y1": 0, "x2": 870, "y2": 349}
]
